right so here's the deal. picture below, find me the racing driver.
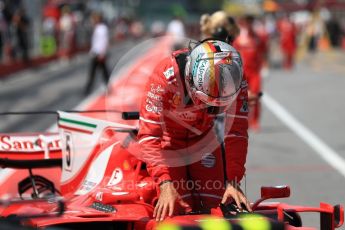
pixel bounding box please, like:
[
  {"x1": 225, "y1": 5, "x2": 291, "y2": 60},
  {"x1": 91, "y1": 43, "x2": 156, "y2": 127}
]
[{"x1": 138, "y1": 39, "x2": 251, "y2": 221}]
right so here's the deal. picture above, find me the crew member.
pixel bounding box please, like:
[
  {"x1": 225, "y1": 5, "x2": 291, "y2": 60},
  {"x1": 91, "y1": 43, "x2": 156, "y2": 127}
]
[
  {"x1": 233, "y1": 15, "x2": 265, "y2": 131},
  {"x1": 85, "y1": 12, "x2": 109, "y2": 95},
  {"x1": 277, "y1": 15, "x2": 297, "y2": 69}
]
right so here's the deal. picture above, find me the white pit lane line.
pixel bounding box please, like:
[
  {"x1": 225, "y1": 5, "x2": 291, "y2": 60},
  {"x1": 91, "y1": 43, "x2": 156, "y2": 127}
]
[{"x1": 263, "y1": 93, "x2": 345, "y2": 179}]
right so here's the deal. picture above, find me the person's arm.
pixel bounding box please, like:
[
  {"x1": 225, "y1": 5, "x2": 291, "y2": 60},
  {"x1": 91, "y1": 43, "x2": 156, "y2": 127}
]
[
  {"x1": 224, "y1": 77, "x2": 248, "y2": 183},
  {"x1": 138, "y1": 58, "x2": 172, "y2": 185},
  {"x1": 221, "y1": 76, "x2": 251, "y2": 211},
  {"x1": 138, "y1": 59, "x2": 191, "y2": 220}
]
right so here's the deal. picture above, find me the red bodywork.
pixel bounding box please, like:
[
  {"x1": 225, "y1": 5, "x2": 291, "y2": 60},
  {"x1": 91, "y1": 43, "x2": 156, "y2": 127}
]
[{"x1": 0, "y1": 114, "x2": 343, "y2": 230}]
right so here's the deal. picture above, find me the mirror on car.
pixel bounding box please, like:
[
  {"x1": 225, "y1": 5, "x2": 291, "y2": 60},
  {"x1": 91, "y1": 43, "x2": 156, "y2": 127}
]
[
  {"x1": 122, "y1": 112, "x2": 139, "y2": 120},
  {"x1": 261, "y1": 185, "x2": 291, "y2": 199},
  {"x1": 334, "y1": 204, "x2": 344, "y2": 228}
]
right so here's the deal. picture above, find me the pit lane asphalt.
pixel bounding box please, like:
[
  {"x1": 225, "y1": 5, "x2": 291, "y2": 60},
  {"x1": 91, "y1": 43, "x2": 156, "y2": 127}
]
[
  {"x1": 246, "y1": 50, "x2": 345, "y2": 227},
  {"x1": 0, "y1": 40, "x2": 147, "y2": 133},
  {"x1": 1, "y1": 41, "x2": 345, "y2": 228}
]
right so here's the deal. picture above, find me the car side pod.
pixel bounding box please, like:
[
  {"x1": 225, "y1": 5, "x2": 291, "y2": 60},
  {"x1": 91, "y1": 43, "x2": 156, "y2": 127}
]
[{"x1": 252, "y1": 186, "x2": 291, "y2": 211}]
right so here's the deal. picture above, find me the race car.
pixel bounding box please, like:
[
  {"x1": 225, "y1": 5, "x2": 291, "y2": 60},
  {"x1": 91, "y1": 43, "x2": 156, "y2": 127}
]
[{"x1": 0, "y1": 111, "x2": 343, "y2": 230}]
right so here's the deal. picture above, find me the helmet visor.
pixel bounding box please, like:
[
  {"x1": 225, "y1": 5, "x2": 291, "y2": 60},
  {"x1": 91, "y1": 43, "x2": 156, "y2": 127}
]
[{"x1": 195, "y1": 89, "x2": 239, "y2": 107}]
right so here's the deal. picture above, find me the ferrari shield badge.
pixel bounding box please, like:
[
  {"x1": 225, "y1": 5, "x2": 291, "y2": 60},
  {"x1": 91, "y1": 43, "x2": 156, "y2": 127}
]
[{"x1": 107, "y1": 168, "x2": 123, "y2": 186}]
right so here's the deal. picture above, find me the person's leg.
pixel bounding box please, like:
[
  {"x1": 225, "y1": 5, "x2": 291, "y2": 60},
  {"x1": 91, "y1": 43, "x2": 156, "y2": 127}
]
[
  {"x1": 100, "y1": 58, "x2": 110, "y2": 85},
  {"x1": 287, "y1": 52, "x2": 294, "y2": 69},
  {"x1": 251, "y1": 100, "x2": 261, "y2": 131},
  {"x1": 22, "y1": 45, "x2": 29, "y2": 63},
  {"x1": 0, "y1": 36, "x2": 3, "y2": 61},
  {"x1": 85, "y1": 56, "x2": 98, "y2": 95},
  {"x1": 248, "y1": 71, "x2": 261, "y2": 131},
  {"x1": 283, "y1": 52, "x2": 288, "y2": 69}
]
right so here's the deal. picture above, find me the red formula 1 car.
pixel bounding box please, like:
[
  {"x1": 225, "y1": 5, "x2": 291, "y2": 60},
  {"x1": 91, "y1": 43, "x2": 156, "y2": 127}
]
[{"x1": 0, "y1": 111, "x2": 343, "y2": 230}]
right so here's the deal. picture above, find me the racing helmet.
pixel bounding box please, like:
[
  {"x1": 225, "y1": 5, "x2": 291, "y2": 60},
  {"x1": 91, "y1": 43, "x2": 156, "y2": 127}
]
[{"x1": 185, "y1": 40, "x2": 243, "y2": 112}]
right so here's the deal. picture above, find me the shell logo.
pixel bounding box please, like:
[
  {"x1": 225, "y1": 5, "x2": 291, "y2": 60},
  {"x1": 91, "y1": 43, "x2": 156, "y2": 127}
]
[{"x1": 172, "y1": 93, "x2": 181, "y2": 107}]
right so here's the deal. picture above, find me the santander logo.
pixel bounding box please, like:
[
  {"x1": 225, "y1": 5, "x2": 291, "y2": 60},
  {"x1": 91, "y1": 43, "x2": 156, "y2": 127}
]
[{"x1": 0, "y1": 134, "x2": 61, "y2": 152}]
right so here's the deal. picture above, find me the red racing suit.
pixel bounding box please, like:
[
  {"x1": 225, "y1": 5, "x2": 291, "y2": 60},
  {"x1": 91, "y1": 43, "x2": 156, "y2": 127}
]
[
  {"x1": 137, "y1": 49, "x2": 249, "y2": 209},
  {"x1": 233, "y1": 28, "x2": 265, "y2": 130},
  {"x1": 277, "y1": 18, "x2": 297, "y2": 69}
]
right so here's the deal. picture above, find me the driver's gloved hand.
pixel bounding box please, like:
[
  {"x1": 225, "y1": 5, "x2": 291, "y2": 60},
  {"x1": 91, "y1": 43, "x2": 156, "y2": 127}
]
[{"x1": 220, "y1": 202, "x2": 249, "y2": 217}]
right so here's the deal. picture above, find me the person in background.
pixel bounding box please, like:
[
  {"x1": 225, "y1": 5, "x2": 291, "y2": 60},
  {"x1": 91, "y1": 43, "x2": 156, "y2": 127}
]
[
  {"x1": 12, "y1": 8, "x2": 30, "y2": 62},
  {"x1": 233, "y1": 15, "x2": 265, "y2": 132},
  {"x1": 306, "y1": 11, "x2": 325, "y2": 53},
  {"x1": 0, "y1": 1, "x2": 5, "y2": 62},
  {"x1": 84, "y1": 12, "x2": 109, "y2": 95},
  {"x1": 200, "y1": 12, "x2": 264, "y2": 131},
  {"x1": 326, "y1": 16, "x2": 342, "y2": 48},
  {"x1": 151, "y1": 20, "x2": 165, "y2": 37},
  {"x1": 255, "y1": 16, "x2": 270, "y2": 77},
  {"x1": 42, "y1": 1, "x2": 60, "y2": 49},
  {"x1": 200, "y1": 11, "x2": 239, "y2": 43},
  {"x1": 114, "y1": 17, "x2": 129, "y2": 41},
  {"x1": 277, "y1": 14, "x2": 297, "y2": 69},
  {"x1": 166, "y1": 15, "x2": 186, "y2": 50},
  {"x1": 58, "y1": 5, "x2": 74, "y2": 58},
  {"x1": 130, "y1": 20, "x2": 144, "y2": 39}
]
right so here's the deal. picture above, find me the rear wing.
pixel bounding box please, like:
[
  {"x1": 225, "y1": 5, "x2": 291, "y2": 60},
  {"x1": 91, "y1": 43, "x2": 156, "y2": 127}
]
[{"x1": 0, "y1": 133, "x2": 62, "y2": 168}]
